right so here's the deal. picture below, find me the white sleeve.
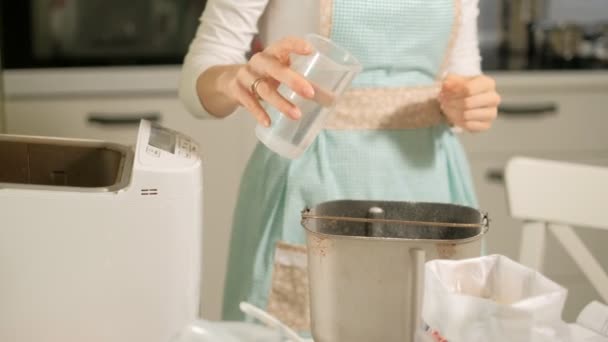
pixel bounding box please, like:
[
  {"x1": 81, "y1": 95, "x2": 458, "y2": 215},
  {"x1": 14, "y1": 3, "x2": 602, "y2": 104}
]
[
  {"x1": 178, "y1": 0, "x2": 269, "y2": 118},
  {"x1": 446, "y1": 0, "x2": 482, "y2": 77}
]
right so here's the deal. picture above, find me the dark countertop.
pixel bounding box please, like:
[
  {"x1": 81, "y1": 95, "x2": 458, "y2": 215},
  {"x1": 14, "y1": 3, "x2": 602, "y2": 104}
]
[{"x1": 481, "y1": 47, "x2": 608, "y2": 72}]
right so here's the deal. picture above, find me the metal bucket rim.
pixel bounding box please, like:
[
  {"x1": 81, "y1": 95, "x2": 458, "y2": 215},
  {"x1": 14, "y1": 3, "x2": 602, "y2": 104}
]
[
  {"x1": 301, "y1": 200, "x2": 490, "y2": 243},
  {"x1": 302, "y1": 223, "x2": 489, "y2": 244}
]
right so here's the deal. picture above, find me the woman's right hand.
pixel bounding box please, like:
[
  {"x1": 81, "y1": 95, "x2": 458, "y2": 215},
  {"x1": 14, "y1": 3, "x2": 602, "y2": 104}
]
[{"x1": 225, "y1": 36, "x2": 316, "y2": 127}]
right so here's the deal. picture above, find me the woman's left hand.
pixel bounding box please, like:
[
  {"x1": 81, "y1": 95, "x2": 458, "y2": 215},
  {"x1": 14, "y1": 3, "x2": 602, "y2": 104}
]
[{"x1": 438, "y1": 74, "x2": 501, "y2": 132}]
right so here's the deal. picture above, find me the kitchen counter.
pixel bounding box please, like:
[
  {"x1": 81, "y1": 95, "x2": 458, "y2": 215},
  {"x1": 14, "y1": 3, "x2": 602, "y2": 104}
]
[{"x1": 482, "y1": 47, "x2": 608, "y2": 72}]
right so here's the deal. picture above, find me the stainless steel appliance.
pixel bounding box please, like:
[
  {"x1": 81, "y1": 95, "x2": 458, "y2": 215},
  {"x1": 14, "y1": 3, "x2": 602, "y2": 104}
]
[
  {"x1": 1, "y1": 0, "x2": 206, "y2": 69},
  {"x1": 301, "y1": 200, "x2": 489, "y2": 342}
]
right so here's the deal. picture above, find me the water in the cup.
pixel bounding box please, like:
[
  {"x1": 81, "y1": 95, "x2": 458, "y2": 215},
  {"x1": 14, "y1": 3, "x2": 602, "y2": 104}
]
[{"x1": 259, "y1": 82, "x2": 336, "y2": 156}]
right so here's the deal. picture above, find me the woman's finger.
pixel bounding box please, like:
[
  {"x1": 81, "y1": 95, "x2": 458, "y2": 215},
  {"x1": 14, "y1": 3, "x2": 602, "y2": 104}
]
[
  {"x1": 464, "y1": 76, "x2": 496, "y2": 97},
  {"x1": 463, "y1": 120, "x2": 493, "y2": 132},
  {"x1": 237, "y1": 67, "x2": 301, "y2": 120},
  {"x1": 443, "y1": 75, "x2": 496, "y2": 99},
  {"x1": 463, "y1": 107, "x2": 498, "y2": 122},
  {"x1": 441, "y1": 91, "x2": 501, "y2": 111},
  {"x1": 235, "y1": 82, "x2": 270, "y2": 127},
  {"x1": 256, "y1": 79, "x2": 302, "y2": 120},
  {"x1": 249, "y1": 53, "x2": 315, "y2": 99},
  {"x1": 464, "y1": 91, "x2": 501, "y2": 110},
  {"x1": 265, "y1": 36, "x2": 313, "y2": 63}
]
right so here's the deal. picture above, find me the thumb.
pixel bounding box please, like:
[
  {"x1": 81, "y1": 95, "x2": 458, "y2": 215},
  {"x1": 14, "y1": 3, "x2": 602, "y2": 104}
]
[{"x1": 441, "y1": 75, "x2": 470, "y2": 97}]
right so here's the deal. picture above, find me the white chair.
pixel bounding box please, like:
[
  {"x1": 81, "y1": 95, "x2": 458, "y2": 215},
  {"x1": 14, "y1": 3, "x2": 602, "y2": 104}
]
[{"x1": 505, "y1": 157, "x2": 608, "y2": 303}]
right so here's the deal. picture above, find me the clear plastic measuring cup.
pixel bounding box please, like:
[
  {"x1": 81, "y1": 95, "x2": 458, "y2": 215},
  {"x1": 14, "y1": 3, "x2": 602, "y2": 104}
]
[{"x1": 255, "y1": 34, "x2": 362, "y2": 159}]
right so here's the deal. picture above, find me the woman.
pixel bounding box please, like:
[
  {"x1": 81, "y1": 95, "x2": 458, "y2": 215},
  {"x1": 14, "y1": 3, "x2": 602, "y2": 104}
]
[{"x1": 180, "y1": 0, "x2": 500, "y2": 322}]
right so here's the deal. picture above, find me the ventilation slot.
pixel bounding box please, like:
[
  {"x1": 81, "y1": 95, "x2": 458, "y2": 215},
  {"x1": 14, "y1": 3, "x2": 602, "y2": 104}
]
[{"x1": 140, "y1": 188, "x2": 158, "y2": 196}]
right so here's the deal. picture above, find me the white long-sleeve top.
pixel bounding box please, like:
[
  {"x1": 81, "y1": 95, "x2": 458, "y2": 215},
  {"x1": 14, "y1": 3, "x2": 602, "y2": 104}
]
[{"x1": 179, "y1": 0, "x2": 481, "y2": 118}]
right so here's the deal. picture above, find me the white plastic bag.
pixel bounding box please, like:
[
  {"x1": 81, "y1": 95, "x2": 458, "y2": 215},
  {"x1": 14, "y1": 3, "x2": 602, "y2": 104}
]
[{"x1": 421, "y1": 255, "x2": 571, "y2": 342}]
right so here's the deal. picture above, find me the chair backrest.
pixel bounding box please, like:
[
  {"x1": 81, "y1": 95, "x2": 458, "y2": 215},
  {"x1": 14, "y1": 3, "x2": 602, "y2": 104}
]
[
  {"x1": 505, "y1": 157, "x2": 608, "y2": 303},
  {"x1": 506, "y1": 157, "x2": 608, "y2": 231}
]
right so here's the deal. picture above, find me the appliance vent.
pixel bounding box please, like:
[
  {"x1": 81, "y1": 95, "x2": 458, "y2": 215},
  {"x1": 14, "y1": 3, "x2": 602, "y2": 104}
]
[{"x1": 140, "y1": 189, "x2": 158, "y2": 196}]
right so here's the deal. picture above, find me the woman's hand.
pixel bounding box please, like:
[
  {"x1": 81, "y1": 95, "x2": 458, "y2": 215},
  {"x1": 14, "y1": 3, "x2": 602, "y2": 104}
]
[
  {"x1": 430, "y1": 330, "x2": 448, "y2": 342},
  {"x1": 225, "y1": 36, "x2": 316, "y2": 127},
  {"x1": 438, "y1": 74, "x2": 501, "y2": 132}
]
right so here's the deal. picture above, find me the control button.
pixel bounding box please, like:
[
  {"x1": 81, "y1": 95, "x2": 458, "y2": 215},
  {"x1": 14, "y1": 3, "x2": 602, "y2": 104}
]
[
  {"x1": 146, "y1": 146, "x2": 161, "y2": 158},
  {"x1": 178, "y1": 149, "x2": 189, "y2": 158},
  {"x1": 189, "y1": 144, "x2": 198, "y2": 153},
  {"x1": 180, "y1": 139, "x2": 191, "y2": 150}
]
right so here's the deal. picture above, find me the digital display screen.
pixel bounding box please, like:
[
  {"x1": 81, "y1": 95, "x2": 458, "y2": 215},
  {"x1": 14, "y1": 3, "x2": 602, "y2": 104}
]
[{"x1": 149, "y1": 125, "x2": 176, "y2": 153}]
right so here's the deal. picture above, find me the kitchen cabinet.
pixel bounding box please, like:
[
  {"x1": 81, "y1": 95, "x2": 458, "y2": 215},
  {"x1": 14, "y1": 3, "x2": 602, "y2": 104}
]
[
  {"x1": 461, "y1": 71, "x2": 608, "y2": 321},
  {"x1": 460, "y1": 72, "x2": 608, "y2": 155},
  {"x1": 7, "y1": 95, "x2": 176, "y2": 144}
]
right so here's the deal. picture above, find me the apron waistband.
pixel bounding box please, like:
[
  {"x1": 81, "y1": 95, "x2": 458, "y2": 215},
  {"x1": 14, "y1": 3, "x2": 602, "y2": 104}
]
[{"x1": 324, "y1": 85, "x2": 446, "y2": 130}]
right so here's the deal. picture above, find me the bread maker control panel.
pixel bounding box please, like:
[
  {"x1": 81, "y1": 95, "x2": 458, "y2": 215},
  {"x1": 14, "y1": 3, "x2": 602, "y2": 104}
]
[{"x1": 136, "y1": 120, "x2": 200, "y2": 168}]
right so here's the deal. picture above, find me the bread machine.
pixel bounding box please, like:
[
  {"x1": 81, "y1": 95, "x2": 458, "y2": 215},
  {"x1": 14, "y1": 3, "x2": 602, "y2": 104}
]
[{"x1": 0, "y1": 120, "x2": 202, "y2": 342}]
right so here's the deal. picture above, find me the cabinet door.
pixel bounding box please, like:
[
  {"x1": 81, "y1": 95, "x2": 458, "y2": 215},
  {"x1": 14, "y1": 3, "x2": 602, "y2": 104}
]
[
  {"x1": 6, "y1": 96, "x2": 182, "y2": 144},
  {"x1": 471, "y1": 154, "x2": 608, "y2": 321},
  {"x1": 460, "y1": 75, "x2": 608, "y2": 155}
]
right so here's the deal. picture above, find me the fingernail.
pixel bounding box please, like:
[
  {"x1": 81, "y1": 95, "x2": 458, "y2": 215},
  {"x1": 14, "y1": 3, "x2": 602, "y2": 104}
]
[
  {"x1": 290, "y1": 107, "x2": 302, "y2": 119},
  {"x1": 305, "y1": 86, "x2": 315, "y2": 98},
  {"x1": 263, "y1": 119, "x2": 271, "y2": 127}
]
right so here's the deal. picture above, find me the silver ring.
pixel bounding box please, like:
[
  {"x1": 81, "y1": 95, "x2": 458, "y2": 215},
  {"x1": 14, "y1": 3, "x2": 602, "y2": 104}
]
[{"x1": 250, "y1": 77, "x2": 266, "y2": 100}]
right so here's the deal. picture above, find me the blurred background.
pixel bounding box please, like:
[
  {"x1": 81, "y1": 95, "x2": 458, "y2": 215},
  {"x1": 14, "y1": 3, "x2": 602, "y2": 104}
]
[{"x1": 1, "y1": 0, "x2": 607, "y2": 322}]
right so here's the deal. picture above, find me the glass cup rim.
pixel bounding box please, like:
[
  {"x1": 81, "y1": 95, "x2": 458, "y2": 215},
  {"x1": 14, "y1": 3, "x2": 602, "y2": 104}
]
[{"x1": 305, "y1": 33, "x2": 362, "y2": 72}]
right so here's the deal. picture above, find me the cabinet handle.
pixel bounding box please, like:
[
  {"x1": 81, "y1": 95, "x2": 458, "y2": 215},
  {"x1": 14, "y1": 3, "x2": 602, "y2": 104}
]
[
  {"x1": 486, "y1": 168, "x2": 505, "y2": 184},
  {"x1": 498, "y1": 103, "x2": 558, "y2": 116},
  {"x1": 87, "y1": 112, "x2": 162, "y2": 125}
]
